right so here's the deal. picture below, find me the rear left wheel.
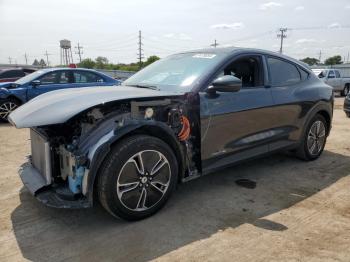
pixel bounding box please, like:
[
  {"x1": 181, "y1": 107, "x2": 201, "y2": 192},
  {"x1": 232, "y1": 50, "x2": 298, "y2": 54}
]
[
  {"x1": 97, "y1": 135, "x2": 178, "y2": 221},
  {"x1": 296, "y1": 114, "x2": 327, "y2": 161},
  {"x1": 0, "y1": 99, "x2": 20, "y2": 122}
]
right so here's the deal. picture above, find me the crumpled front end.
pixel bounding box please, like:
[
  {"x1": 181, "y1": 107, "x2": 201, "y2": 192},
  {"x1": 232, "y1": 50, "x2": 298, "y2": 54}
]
[
  {"x1": 14, "y1": 92, "x2": 202, "y2": 209},
  {"x1": 20, "y1": 128, "x2": 91, "y2": 208}
]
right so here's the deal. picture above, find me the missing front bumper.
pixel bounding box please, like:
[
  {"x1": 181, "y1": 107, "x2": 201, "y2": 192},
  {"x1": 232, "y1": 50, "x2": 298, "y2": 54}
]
[{"x1": 19, "y1": 162, "x2": 91, "y2": 209}]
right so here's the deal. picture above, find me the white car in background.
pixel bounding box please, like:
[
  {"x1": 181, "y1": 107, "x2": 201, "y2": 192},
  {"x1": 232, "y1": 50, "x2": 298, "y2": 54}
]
[{"x1": 312, "y1": 69, "x2": 350, "y2": 96}]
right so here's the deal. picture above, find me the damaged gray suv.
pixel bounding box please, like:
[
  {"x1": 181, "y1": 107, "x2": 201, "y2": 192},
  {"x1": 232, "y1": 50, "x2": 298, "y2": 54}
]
[{"x1": 9, "y1": 48, "x2": 333, "y2": 221}]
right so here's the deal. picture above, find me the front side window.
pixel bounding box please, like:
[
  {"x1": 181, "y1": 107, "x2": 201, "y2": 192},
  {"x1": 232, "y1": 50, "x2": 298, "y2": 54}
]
[
  {"x1": 39, "y1": 72, "x2": 59, "y2": 84},
  {"x1": 267, "y1": 57, "x2": 301, "y2": 86},
  {"x1": 213, "y1": 56, "x2": 264, "y2": 88},
  {"x1": 74, "y1": 71, "x2": 104, "y2": 83}
]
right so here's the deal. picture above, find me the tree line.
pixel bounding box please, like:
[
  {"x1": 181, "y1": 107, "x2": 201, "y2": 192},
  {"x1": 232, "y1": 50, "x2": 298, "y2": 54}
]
[
  {"x1": 300, "y1": 55, "x2": 344, "y2": 66},
  {"x1": 77, "y1": 55, "x2": 160, "y2": 71},
  {"x1": 31, "y1": 55, "x2": 160, "y2": 71}
]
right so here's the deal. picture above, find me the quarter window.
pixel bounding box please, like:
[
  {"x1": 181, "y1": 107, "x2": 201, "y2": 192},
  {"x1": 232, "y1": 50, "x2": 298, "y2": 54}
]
[
  {"x1": 335, "y1": 70, "x2": 341, "y2": 78},
  {"x1": 268, "y1": 57, "x2": 301, "y2": 86}
]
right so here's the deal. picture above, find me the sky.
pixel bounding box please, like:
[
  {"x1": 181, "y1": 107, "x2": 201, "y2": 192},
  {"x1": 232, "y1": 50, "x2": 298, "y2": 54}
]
[{"x1": 1, "y1": 0, "x2": 350, "y2": 65}]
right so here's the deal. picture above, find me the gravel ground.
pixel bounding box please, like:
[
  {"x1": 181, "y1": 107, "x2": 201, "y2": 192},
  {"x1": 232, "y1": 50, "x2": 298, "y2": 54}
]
[{"x1": 0, "y1": 97, "x2": 349, "y2": 262}]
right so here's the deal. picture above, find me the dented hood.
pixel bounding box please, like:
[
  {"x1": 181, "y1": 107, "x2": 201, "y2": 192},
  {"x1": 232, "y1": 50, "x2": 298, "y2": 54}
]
[{"x1": 9, "y1": 86, "x2": 183, "y2": 128}]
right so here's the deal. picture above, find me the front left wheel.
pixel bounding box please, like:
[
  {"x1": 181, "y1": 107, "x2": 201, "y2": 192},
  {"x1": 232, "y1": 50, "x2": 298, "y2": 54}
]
[
  {"x1": 0, "y1": 98, "x2": 20, "y2": 122},
  {"x1": 97, "y1": 135, "x2": 178, "y2": 221}
]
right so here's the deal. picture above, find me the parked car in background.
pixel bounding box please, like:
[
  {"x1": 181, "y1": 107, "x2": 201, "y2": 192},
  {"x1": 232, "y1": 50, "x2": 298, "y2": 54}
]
[
  {"x1": 312, "y1": 68, "x2": 350, "y2": 96},
  {"x1": 344, "y1": 94, "x2": 350, "y2": 117},
  {"x1": 9, "y1": 48, "x2": 333, "y2": 221},
  {"x1": 0, "y1": 68, "x2": 36, "y2": 82},
  {"x1": 0, "y1": 68, "x2": 120, "y2": 121}
]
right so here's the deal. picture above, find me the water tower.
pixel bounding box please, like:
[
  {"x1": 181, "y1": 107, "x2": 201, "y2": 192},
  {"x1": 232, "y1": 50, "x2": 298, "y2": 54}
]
[{"x1": 60, "y1": 39, "x2": 74, "y2": 65}]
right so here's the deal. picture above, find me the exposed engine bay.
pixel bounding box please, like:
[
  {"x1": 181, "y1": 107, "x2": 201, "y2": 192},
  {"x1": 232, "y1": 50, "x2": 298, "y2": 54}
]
[{"x1": 29, "y1": 95, "x2": 201, "y2": 205}]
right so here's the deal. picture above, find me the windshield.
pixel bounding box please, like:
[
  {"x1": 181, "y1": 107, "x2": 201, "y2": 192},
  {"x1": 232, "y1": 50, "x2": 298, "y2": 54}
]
[
  {"x1": 123, "y1": 52, "x2": 225, "y2": 91},
  {"x1": 14, "y1": 70, "x2": 45, "y2": 85}
]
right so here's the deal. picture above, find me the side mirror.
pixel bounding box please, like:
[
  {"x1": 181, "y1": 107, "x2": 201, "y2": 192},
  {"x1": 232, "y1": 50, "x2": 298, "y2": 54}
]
[
  {"x1": 207, "y1": 75, "x2": 242, "y2": 93},
  {"x1": 31, "y1": 80, "x2": 41, "y2": 87}
]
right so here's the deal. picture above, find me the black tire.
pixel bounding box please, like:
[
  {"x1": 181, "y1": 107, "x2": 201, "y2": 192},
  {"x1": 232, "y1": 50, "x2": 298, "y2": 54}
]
[
  {"x1": 97, "y1": 135, "x2": 178, "y2": 221},
  {"x1": 0, "y1": 98, "x2": 20, "y2": 122},
  {"x1": 296, "y1": 114, "x2": 328, "y2": 161},
  {"x1": 341, "y1": 85, "x2": 349, "y2": 97}
]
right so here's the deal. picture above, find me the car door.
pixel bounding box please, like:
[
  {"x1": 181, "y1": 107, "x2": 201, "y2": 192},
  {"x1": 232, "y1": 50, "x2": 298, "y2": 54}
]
[
  {"x1": 72, "y1": 71, "x2": 106, "y2": 88},
  {"x1": 27, "y1": 70, "x2": 74, "y2": 100},
  {"x1": 200, "y1": 54, "x2": 275, "y2": 173},
  {"x1": 266, "y1": 56, "x2": 309, "y2": 151},
  {"x1": 334, "y1": 70, "x2": 342, "y2": 91},
  {"x1": 326, "y1": 70, "x2": 337, "y2": 90}
]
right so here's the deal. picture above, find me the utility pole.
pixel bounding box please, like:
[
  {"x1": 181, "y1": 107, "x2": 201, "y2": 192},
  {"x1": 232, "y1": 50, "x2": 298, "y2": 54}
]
[
  {"x1": 347, "y1": 52, "x2": 349, "y2": 64},
  {"x1": 318, "y1": 50, "x2": 322, "y2": 64},
  {"x1": 44, "y1": 51, "x2": 51, "y2": 66},
  {"x1": 137, "y1": 30, "x2": 144, "y2": 69},
  {"x1": 24, "y1": 53, "x2": 28, "y2": 65},
  {"x1": 211, "y1": 39, "x2": 219, "y2": 48},
  {"x1": 277, "y1": 28, "x2": 288, "y2": 54},
  {"x1": 8, "y1": 57, "x2": 12, "y2": 64},
  {"x1": 75, "y1": 43, "x2": 83, "y2": 63}
]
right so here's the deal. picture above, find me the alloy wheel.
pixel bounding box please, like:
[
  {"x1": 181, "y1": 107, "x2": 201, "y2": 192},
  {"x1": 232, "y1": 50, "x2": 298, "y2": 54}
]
[
  {"x1": 0, "y1": 101, "x2": 18, "y2": 120},
  {"x1": 307, "y1": 120, "x2": 326, "y2": 156},
  {"x1": 116, "y1": 150, "x2": 171, "y2": 211}
]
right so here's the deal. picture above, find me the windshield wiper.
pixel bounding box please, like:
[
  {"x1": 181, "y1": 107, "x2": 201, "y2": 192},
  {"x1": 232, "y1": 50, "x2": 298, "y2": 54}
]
[{"x1": 125, "y1": 84, "x2": 159, "y2": 90}]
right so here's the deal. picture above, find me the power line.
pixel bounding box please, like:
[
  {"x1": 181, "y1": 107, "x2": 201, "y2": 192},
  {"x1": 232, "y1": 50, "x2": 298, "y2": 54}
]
[
  {"x1": 44, "y1": 51, "x2": 52, "y2": 66},
  {"x1": 75, "y1": 43, "x2": 83, "y2": 63},
  {"x1": 277, "y1": 28, "x2": 288, "y2": 54},
  {"x1": 137, "y1": 30, "x2": 144, "y2": 69},
  {"x1": 24, "y1": 53, "x2": 28, "y2": 65},
  {"x1": 211, "y1": 39, "x2": 219, "y2": 48}
]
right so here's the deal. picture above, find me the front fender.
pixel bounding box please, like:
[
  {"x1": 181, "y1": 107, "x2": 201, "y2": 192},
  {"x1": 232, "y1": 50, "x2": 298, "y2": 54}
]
[
  {"x1": 0, "y1": 87, "x2": 26, "y2": 103},
  {"x1": 0, "y1": 88, "x2": 11, "y2": 99}
]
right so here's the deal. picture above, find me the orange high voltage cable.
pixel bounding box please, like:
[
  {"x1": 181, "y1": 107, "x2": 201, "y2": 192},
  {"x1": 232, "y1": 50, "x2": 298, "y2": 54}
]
[{"x1": 178, "y1": 116, "x2": 190, "y2": 141}]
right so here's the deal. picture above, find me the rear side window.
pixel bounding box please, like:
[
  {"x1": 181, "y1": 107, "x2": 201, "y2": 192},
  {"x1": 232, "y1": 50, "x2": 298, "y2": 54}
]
[
  {"x1": 0, "y1": 70, "x2": 25, "y2": 78},
  {"x1": 335, "y1": 70, "x2": 341, "y2": 78},
  {"x1": 267, "y1": 57, "x2": 301, "y2": 86},
  {"x1": 74, "y1": 71, "x2": 104, "y2": 83}
]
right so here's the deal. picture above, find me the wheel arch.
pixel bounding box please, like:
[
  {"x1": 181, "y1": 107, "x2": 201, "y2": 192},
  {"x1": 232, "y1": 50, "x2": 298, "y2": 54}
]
[
  {"x1": 316, "y1": 109, "x2": 331, "y2": 136},
  {"x1": 300, "y1": 101, "x2": 333, "y2": 140},
  {"x1": 5, "y1": 95, "x2": 23, "y2": 105},
  {"x1": 85, "y1": 122, "x2": 186, "y2": 205}
]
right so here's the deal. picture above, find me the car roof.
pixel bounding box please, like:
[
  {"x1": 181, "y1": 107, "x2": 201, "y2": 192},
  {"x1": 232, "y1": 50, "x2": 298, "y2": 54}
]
[
  {"x1": 178, "y1": 47, "x2": 310, "y2": 70},
  {"x1": 38, "y1": 67, "x2": 101, "y2": 73}
]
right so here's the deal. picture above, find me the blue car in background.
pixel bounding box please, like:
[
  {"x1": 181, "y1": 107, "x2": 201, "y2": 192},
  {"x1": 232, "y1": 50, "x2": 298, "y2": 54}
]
[{"x1": 0, "y1": 68, "x2": 120, "y2": 121}]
